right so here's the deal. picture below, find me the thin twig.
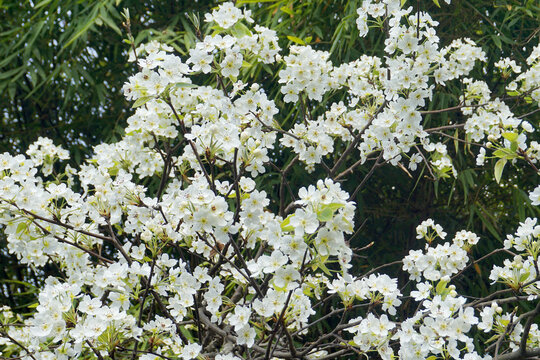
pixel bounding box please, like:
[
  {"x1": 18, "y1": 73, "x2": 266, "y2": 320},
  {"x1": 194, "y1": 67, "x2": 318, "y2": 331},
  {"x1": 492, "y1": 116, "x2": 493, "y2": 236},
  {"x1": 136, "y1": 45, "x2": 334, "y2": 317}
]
[
  {"x1": 348, "y1": 152, "x2": 383, "y2": 201},
  {"x1": 329, "y1": 100, "x2": 387, "y2": 177},
  {"x1": 0, "y1": 331, "x2": 37, "y2": 360}
]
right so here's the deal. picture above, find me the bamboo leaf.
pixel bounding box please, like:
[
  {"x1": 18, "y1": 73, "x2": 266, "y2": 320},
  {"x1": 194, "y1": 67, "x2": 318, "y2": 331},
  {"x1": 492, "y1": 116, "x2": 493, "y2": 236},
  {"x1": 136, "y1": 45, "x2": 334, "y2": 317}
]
[
  {"x1": 0, "y1": 67, "x2": 25, "y2": 80},
  {"x1": 287, "y1": 35, "x2": 305, "y2": 45},
  {"x1": 491, "y1": 34, "x2": 502, "y2": 49},
  {"x1": 280, "y1": 6, "x2": 295, "y2": 16},
  {"x1": 61, "y1": 9, "x2": 100, "y2": 51},
  {"x1": 99, "y1": 8, "x2": 122, "y2": 36},
  {"x1": 33, "y1": 0, "x2": 52, "y2": 9},
  {"x1": 23, "y1": 20, "x2": 47, "y2": 58},
  {"x1": 236, "y1": 0, "x2": 279, "y2": 3}
]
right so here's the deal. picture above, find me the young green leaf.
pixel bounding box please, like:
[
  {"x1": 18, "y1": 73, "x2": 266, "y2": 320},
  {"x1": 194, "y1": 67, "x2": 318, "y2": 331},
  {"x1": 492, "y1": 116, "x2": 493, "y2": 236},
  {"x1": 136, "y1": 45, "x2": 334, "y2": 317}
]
[
  {"x1": 494, "y1": 158, "x2": 507, "y2": 184},
  {"x1": 132, "y1": 96, "x2": 154, "y2": 108},
  {"x1": 287, "y1": 36, "x2": 305, "y2": 45}
]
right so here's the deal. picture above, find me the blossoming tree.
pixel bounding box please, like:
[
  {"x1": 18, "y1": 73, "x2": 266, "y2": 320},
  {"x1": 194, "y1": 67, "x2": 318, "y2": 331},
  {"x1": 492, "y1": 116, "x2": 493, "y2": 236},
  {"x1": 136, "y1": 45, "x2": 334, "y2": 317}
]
[{"x1": 0, "y1": 1, "x2": 539, "y2": 359}]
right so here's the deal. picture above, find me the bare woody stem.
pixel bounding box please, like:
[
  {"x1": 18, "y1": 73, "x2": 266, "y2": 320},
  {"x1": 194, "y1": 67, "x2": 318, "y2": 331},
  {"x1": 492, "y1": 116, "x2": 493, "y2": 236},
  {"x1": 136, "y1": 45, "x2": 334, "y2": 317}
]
[
  {"x1": 0, "y1": 329, "x2": 38, "y2": 360},
  {"x1": 329, "y1": 100, "x2": 387, "y2": 178},
  {"x1": 164, "y1": 97, "x2": 216, "y2": 193}
]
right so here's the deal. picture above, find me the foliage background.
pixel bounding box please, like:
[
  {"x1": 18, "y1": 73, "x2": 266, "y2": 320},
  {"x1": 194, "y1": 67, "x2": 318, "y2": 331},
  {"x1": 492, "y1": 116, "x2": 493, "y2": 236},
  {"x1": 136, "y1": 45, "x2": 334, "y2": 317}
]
[{"x1": 0, "y1": 0, "x2": 539, "y2": 338}]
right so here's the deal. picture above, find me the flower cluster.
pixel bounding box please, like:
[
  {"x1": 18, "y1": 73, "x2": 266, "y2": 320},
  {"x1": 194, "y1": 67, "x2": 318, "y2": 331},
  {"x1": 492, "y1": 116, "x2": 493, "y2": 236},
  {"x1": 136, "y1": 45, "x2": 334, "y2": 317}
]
[
  {"x1": 490, "y1": 218, "x2": 540, "y2": 295},
  {"x1": 26, "y1": 137, "x2": 70, "y2": 176},
  {"x1": 406, "y1": 220, "x2": 479, "y2": 282},
  {"x1": 279, "y1": 46, "x2": 335, "y2": 103},
  {"x1": 0, "y1": 1, "x2": 539, "y2": 360}
]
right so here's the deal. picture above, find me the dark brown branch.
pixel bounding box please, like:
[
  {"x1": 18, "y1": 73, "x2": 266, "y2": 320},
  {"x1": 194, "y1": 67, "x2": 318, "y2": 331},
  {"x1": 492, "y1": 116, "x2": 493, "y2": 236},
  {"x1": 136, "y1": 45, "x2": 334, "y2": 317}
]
[
  {"x1": 467, "y1": 277, "x2": 540, "y2": 308},
  {"x1": 451, "y1": 248, "x2": 515, "y2": 281},
  {"x1": 519, "y1": 148, "x2": 540, "y2": 173},
  {"x1": 360, "y1": 260, "x2": 403, "y2": 279},
  {"x1": 493, "y1": 309, "x2": 517, "y2": 359},
  {"x1": 15, "y1": 206, "x2": 114, "y2": 243},
  {"x1": 86, "y1": 340, "x2": 105, "y2": 360},
  {"x1": 132, "y1": 257, "x2": 157, "y2": 360},
  {"x1": 414, "y1": 145, "x2": 436, "y2": 181},
  {"x1": 518, "y1": 108, "x2": 540, "y2": 119},
  {"x1": 348, "y1": 152, "x2": 383, "y2": 201},
  {"x1": 22, "y1": 212, "x2": 113, "y2": 264},
  {"x1": 164, "y1": 98, "x2": 215, "y2": 192},
  {"x1": 249, "y1": 111, "x2": 301, "y2": 141},
  {"x1": 0, "y1": 329, "x2": 37, "y2": 360},
  {"x1": 329, "y1": 100, "x2": 387, "y2": 178},
  {"x1": 519, "y1": 300, "x2": 540, "y2": 357},
  {"x1": 420, "y1": 103, "x2": 486, "y2": 115},
  {"x1": 106, "y1": 219, "x2": 133, "y2": 265},
  {"x1": 497, "y1": 347, "x2": 540, "y2": 360},
  {"x1": 424, "y1": 123, "x2": 466, "y2": 132}
]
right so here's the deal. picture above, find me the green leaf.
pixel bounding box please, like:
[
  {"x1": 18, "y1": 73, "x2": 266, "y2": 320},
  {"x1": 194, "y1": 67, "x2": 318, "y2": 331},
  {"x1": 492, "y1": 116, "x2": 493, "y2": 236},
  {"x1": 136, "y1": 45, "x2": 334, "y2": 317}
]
[
  {"x1": 179, "y1": 325, "x2": 194, "y2": 342},
  {"x1": 519, "y1": 272, "x2": 530, "y2": 283},
  {"x1": 287, "y1": 35, "x2": 305, "y2": 45},
  {"x1": 432, "y1": 0, "x2": 441, "y2": 7},
  {"x1": 0, "y1": 279, "x2": 37, "y2": 289},
  {"x1": 454, "y1": 129, "x2": 459, "y2": 154},
  {"x1": 502, "y1": 132, "x2": 518, "y2": 142},
  {"x1": 493, "y1": 148, "x2": 518, "y2": 159},
  {"x1": 34, "y1": 0, "x2": 52, "y2": 9},
  {"x1": 16, "y1": 222, "x2": 27, "y2": 234},
  {"x1": 494, "y1": 158, "x2": 506, "y2": 184},
  {"x1": 281, "y1": 6, "x2": 295, "y2": 16},
  {"x1": 132, "y1": 96, "x2": 154, "y2": 108},
  {"x1": 24, "y1": 20, "x2": 46, "y2": 58},
  {"x1": 0, "y1": 51, "x2": 21, "y2": 68},
  {"x1": 0, "y1": 67, "x2": 25, "y2": 80},
  {"x1": 486, "y1": 334, "x2": 499, "y2": 343},
  {"x1": 175, "y1": 82, "x2": 198, "y2": 89},
  {"x1": 491, "y1": 34, "x2": 502, "y2": 49},
  {"x1": 262, "y1": 63, "x2": 273, "y2": 75},
  {"x1": 316, "y1": 256, "x2": 332, "y2": 276},
  {"x1": 475, "y1": 203, "x2": 501, "y2": 240},
  {"x1": 62, "y1": 10, "x2": 100, "y2": 51},
  {"x1": 317, "y1": 207, "x2": 334, "y2": 222},
  {"x1": 436, "y1": 279, "x2": 448, "y2": 294},
  {"x1": 281, "y1": 214, "x2": 294, "y2": 232},
  {"x1": 232, "y1": 22, "x2": 252, "y2": 37},
  {"x1": 317, "y1": 203, "x2": 344, "y2": 222},
  {"x1": 510, "y1": 141, "x2": 518, "y2": 152},
  {"x1": 236, "y1": 0, "x2": 279, "y2": 3},
  {"x1": 326, "y1": 203, "x2": 345, "y2": 211},
  {"x1": 99, "y1": 8, "x2": 122, "y2": 36},
  {"x1": 492, "y1": 149, "x2": 507, "y2": 158}
]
